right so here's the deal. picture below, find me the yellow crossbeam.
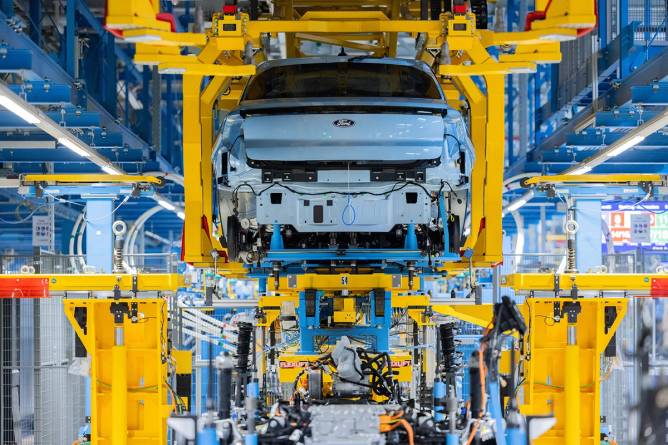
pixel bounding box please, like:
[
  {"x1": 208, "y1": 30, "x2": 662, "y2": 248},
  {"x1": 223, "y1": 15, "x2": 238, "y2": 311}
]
[
  {"x1": 22, "y1": 174, "x2": 164, "y2": 185},
  {"x1": 8, "y1": 274, "x2": 184, "y2": 292},
  {"x1": 503, "y1": 273, "x2": 660, "y2": 292},
  {"x1": 523, "y1": 173, "x2": 664, "y2": 186}
]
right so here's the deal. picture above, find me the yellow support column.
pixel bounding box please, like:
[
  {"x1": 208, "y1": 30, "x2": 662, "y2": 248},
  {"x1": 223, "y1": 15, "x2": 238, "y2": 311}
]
[
  {"x1": 182, "y1": 75, "x2": 211, "y2": 265},
  {"x1": 564, "y1": 341, "x2": 581, "y2": 444},
  {"x1": 452, "y1": 72, "x2": 505, "y2": 264},
  {"x1": 476, "y1": 74, "x2": 505, "y2": 263},
  {"x1": 111, "y1": 328, "x2": 128, "y2": 445}
]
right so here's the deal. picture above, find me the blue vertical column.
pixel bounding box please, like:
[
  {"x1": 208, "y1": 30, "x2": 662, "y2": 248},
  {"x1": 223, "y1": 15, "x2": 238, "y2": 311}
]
[
  {"x1": 85, "y1": 199, "x2": 113, "y2": 273},
  {"x1": 28, "y1": 0, "x2": 41, "y2": 45},
  {"x1": 0, "y1": 0, "x2": 12, "y2": 15},
  {"x1": 575, "y1": 199, "x2": 603, "y2": 272},
  {"x1": 598, "y1": 0, "x2": 608, "y2": 50},
  {"x1": 370, "y1": 290, "x2": 392, "y2": 352},
  {"x1": 297, "y1": 290, "x2": 321, "y2": 354},
  {"x1": 101, "y1": 31, "x2": 118, "y2": 116},
  {"x1": 65, "y1": 0, "x2": 76, "y2": 76},
  {"x1": 644, "y1": 0, "x2": 651, "y2": 42}
]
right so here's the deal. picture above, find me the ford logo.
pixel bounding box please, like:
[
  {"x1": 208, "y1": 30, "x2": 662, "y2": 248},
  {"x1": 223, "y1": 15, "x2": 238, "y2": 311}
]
[{"x1": 333, "y1": 119, "x2": 355, "y2": 128}]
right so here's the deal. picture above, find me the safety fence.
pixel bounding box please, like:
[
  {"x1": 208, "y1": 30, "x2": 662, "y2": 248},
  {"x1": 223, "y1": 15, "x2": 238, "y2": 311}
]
[
  {"x1": 1, "y1": 295, "x2": 86, "y2": 445},
  {"x1": 502, "y1": 252, "x2": 648, "y2": 274},
  {"x1": 629, "y1": 0, "x2": 668, "y2": 43},
  {"x1": 0, "y1": 252, "x2": 178, "y2": 274}
]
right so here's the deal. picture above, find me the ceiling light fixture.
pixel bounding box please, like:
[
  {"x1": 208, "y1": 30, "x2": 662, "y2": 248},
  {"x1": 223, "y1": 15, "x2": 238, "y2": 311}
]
[
  {"x1": 605, "y1": 135, "x2": 645, "y2": 158},
  {"x1": 58, "y1": 137, "x2": 90, "y2": 157},
  {"x1": 158, "y1": 198, "x2": 176, "y2": 212},
  {"x1": 0, "y1": 94, "x2": 40, "y2": 124},
  {"x1": 570, "y1": 165, "x2": 592, "y2": 175},
  {"x1": 101, "y1": 165, "x2": 122, "y2": 175}
]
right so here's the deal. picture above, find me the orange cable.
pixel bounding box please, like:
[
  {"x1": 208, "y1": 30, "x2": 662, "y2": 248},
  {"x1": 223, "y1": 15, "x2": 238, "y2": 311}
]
[{"x1": 465, "y1": 421, "x2": 479, "y2": 445}]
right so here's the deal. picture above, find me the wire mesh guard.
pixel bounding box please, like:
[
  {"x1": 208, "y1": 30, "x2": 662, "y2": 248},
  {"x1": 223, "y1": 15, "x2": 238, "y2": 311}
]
[
  {"x1": 0, "y1": 253, "x2": 178, "y2": 275},
  {"x1": 2, "y1": 295, "x2": 86, "y2": 445},
  {"x1": 174, "y1": 305, "x2": 256, "y2": 415}
]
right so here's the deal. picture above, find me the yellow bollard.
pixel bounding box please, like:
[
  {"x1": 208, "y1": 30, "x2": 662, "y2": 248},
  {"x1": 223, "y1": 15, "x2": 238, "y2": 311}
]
[
  {"x1": 111, "y1": 326, "x2": 128, "y2": 445},
  {"x1": 564, "y1": 327, "x2": 581, "y2": 444}
]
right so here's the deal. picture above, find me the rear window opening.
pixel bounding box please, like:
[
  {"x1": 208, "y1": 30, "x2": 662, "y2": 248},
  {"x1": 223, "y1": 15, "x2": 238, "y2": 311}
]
[{"x1": 243, "y1": 62, "x2": 442, "y2": 101}]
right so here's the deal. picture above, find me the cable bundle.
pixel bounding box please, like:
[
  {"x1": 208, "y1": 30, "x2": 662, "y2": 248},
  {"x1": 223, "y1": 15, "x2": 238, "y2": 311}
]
[{"x1": 357, "y1": 349, "x2": 395, "y2": 400}]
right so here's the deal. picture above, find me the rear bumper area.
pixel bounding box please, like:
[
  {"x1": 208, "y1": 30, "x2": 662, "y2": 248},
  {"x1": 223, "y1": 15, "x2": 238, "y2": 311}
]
[{"x1": 255, "y1": 185, "x2": 432, "y2": 232}]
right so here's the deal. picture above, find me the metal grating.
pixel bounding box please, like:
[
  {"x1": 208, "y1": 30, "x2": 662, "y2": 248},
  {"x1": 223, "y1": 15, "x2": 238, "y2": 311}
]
[
  {"x1": 0, "y1": 253, "x2": 178, "y2": 275},
  {"x1": 630, "y1": 0, "x2": 668, "y2": 42}
]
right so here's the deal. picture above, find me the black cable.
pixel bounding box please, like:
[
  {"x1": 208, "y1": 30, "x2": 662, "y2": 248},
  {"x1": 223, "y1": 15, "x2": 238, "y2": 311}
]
[
  {"x1": 233, "y1": 179, "x2": 439, "y2": 203},
  {"x1": 357, "y1": 349, "x2": 395, "y2": 399}
]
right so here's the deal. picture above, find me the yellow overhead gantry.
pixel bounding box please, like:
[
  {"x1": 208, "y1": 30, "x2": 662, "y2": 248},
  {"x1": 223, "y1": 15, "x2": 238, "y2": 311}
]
[{"x1": 106, "y1": 0, "x2": 595, "y2": 268}]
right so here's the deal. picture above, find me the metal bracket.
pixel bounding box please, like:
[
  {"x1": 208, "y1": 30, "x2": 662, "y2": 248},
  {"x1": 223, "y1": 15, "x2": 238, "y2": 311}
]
[
  {"x1": 553, "y1": 273, "x2": 560, "y2": 296},
  {"x1": 109, "y1": 301, "x2": 129, "y2": 324},
  {"x1": 304, "y1": 289, "x2": 317, "y2": 318},
  {"x1": 373, "y1": 288, "x2": 386, "y2": 317},
  {"x1": 560, "y1": 301, "x2": 582, "y2": 324},
  {"x1": 553, "y1": 301, "x2": 561, "y2": 321}
]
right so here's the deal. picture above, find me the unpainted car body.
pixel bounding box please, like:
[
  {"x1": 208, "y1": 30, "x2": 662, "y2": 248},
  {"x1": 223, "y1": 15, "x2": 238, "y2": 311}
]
[{"x1": 214, "y1": 57, "x2": 474, "y2": 262}]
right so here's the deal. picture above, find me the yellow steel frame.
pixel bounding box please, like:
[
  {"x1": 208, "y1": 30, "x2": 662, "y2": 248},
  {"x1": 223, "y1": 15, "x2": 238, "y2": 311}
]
[
  {"x1": 503, "y1": 272, "x2": 662, "y2": 293},
  {"x1": 432, "y1": 295, "x2": 628, "y2": 445},
  {"x1": 523, "y1": 173, "x2": 665, "y2": 186},
  {"x1": 17, "y1": 273, "x2": 184, "y2": 292},
  {"x1": 518, "y1": 298, "x2": 627, "y2": 445},
  {"x1": 106, "y1": 0, "x2": 168, "y2": 31},
  {"x1": 21, "y1": 173, "x2": 164, "y2": 186},
  {"x1": 105, "y1": 0, "x2": 595, "y2": 268},
  {"x1": 64, "y1": 298, "x2": 170, "y2": 445}
]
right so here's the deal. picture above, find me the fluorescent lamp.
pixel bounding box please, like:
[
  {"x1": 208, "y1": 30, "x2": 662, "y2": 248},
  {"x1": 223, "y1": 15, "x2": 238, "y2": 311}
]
[
  {"x1": 177, "y1": 211, "x2": 185, "y2": 220},
  {"x1": 507, "y1": 197, "x2": 529, "y2": 213},
  {"x1": 58, "y1": 137, "x2": 90, "y2": 157},
  {"x1": 570, "y1": 165, "x2": 592, "y2": 175},
  {"x1": 101, "y1": 165, "x2": 122, "y2": 175},
  {"x1": 158, "y1": 199, "x2": 176, "y2": 211},
  {"x1": 606, "y1": 135, "x2": 645, "y2": 158},
  {"x1": 0, "y1": 94, "x2": 40, "y2": 124},
  {"x1": 1, "y1": 140, "x2": 55, "y2": 149}
]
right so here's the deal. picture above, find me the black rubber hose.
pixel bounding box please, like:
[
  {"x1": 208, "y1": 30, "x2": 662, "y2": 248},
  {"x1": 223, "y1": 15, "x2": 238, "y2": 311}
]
[
  {"x1": 469, "y1": 351, "x2": 482, "y2": 418},
  {"x1": 219, "y1": 365, "x2": 233, "y2": 419},
  {"x1": 440, "y1": 323, "x2": 457, "y2": 373},
  {"x1": 236, "y1": 322, "x2": 253, "y2": 371}
]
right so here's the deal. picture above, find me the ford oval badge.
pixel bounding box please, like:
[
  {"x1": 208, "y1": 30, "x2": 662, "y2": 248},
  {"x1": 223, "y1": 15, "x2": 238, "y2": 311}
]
[{"x1": 333, "y1": 119, "x2": 355, "y2": 128}]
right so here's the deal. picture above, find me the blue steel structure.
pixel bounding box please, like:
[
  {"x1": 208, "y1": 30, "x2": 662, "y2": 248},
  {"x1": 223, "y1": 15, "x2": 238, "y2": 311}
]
[
  {"x1": 503, "y1": 0, "x2": 668, "y2": 241},
  {"x1": 0, "y1": 1, "x2": 185, "y2": 250},
  {"x1": 297, "y1": 289, "x2": 392, "y2": 354}
]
